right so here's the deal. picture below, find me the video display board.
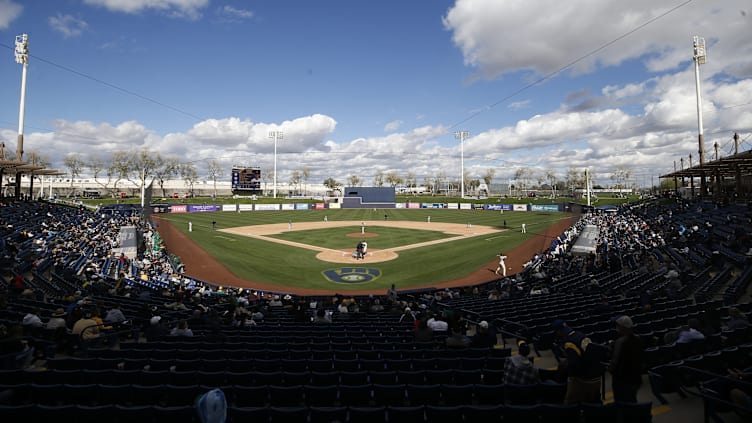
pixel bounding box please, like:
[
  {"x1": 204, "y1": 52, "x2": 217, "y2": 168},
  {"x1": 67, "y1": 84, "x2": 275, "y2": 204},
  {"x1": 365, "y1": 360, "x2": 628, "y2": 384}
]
[{"x1": 231, "y1": 167, "x2": 261, "y2": 191}]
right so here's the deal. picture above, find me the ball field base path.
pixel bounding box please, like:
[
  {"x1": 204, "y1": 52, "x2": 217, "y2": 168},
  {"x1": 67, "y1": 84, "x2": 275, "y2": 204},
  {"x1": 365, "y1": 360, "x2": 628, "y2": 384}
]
[
  {"x1": 220, "y1": 220, "x2": 500, "y2": 264},
  {"x1": 154, "y1": 215, "x2": 578, "y2": 296}
]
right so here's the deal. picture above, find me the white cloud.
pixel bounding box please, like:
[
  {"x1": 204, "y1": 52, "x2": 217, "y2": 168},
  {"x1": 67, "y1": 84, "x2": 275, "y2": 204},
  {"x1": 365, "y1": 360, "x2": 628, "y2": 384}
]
[
  {"x1": 217, "y1": 5, "x2": 253, "y2": 20},
  {"x1": 383, "y1": 120, "x2": 403, "y2": 132},
  {"x1": 48, "y1": 14, "x2": 89, "y2": 38},
  {"x1": 508, "y1": 100, "x2": 530, "y2": 110},
  {"x1": 0, "y1": 0, "x2": 22, "y2": 29},
  {"x1": 83, "y1": 0, "x2": 209, "y2": 19},
  {"x1": 443, "y1": 0, "x2": 752, "y2": 79}
]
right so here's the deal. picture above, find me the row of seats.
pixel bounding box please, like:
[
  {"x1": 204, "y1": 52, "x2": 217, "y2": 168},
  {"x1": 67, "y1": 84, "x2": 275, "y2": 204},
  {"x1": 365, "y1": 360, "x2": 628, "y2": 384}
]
[
  {"x1": 58, "y1": 355, "x2": 511, "y2": 372},
  {"x1": 2, "y1": 368, "x2": 513, "y2": 386},
  {"x1": 0, "y1": 402, "x2": 654, "y2": 423},
  {"x1": 0, "y1": 382, "x2": 566, "y2": 407}
]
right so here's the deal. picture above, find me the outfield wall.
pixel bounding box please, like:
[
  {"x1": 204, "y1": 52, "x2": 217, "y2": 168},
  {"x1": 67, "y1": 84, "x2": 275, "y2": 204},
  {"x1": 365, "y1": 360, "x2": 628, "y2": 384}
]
[{"x1": 150, "y1": 202, "x2": 566, "y2": 214}]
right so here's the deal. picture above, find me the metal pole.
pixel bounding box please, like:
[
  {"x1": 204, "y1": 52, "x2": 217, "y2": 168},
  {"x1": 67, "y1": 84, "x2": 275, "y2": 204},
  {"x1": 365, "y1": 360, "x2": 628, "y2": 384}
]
[
  {"x1": 269, "y1": 131, "x2": 283, "y2": 199},
  {"x1": 454, "y1": 131, "x2": 469, "y2": 198},
  {"x1": 693, "y1": 36, "x2": 706, "y2": 195}
]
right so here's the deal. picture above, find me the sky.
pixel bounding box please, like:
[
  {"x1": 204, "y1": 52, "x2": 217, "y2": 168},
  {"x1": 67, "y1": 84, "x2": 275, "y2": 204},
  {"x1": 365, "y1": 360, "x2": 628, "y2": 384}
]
[{"x1": 0, "y1": 0, "x2": 751, "y2": 190}]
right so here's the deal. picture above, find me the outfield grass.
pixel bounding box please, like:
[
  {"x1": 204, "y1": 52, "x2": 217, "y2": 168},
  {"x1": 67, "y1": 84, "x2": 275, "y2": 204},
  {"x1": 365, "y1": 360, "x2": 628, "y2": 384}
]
[{"x1": 158, "y1": 209, "x2": 571, "y2": 291}]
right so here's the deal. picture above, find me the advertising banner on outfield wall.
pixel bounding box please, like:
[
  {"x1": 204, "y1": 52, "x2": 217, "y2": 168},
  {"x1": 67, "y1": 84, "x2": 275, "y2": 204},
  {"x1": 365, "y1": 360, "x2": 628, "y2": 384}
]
[
  {"x1": 222, "y1": 204, "x2": 237, "y2": 212},
  {"x1": 485, "y1": 204, "x2": 513, "y2": 211},
  {"x1": 170, "y1": 205, "x2": 187, "y2": 213},
  {"x1": 395, "y1": 203, "x2": 404, "y2": 208},
  {"x1": 513, "y1": 204, "x2": 528, "y2": 211},
  {"x1": 314, "y1": 203, "x2": 326, "y2": 210},
  {"x1": 460, "y1": 203, "x2": 473, "y2": 210},
  {"x1": 255, "y1": 204, "x2": 279, "y2": 211},
  {"x1": 422, "y1": 203, "x2": 447, "y2": 209},
  {"x1": 238, "y1": 204, "x2": 253, "y2": 211},
  {"x1": 281, "y1": 204, "x2": 294, "y2": 211},
  {"x1": 328, "y1": 203, "x2": 341, "y2": 209},
  {"x1": 188, "y1": 204, "x2": 219, "y2": 212},
  {"x1": 445, "y1": 203, "x2": 458, "y2": 209},
  {"x1": 407, "y1": 202, "x2": 421, "y2": 209},
  {"x1": 295, "y1": 204, "x2": 309, "y2": 210},
  {"x1": 531, "y1": 204, "x2": 560, "y2": 212}
]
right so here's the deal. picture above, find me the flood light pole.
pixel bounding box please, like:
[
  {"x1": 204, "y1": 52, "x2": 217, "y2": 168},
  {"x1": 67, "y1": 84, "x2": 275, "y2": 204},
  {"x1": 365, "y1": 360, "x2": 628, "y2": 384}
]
[
  {"x1": 693, "y1": 35, "x2": 707, "y2": 196},
  {"x1": 455, "y1": 131, "x2": 469, "y2": 198},
  {"x1": 268, "y1": 131, "x2": 283, "y2": 198}
]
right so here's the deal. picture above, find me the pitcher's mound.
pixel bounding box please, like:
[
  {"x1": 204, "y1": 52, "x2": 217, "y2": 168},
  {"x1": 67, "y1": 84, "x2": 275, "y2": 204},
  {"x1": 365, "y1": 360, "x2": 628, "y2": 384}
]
[{"x1": 316, "y1": 249, "x2": 398, "y2": 263}]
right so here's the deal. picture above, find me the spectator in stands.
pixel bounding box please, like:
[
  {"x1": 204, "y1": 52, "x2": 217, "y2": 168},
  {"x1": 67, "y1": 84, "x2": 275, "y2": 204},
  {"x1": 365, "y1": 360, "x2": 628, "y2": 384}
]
[
  {"x1": 471, "y1": 320, "x2": 497, "y2": 348},
  {"x1": 445, "y1": 325, "x2": 471, "y2": 349},
  {"x1": 725, "y1": 308, "x2": 750, "y2": 331},
  {"x1": 553, "y1": 319, "x2": 603, "y2": 404},
  {"x1": 170, "y1": 320, "x2": 194, "y2": 337},
  {"x1": 145, "y1": 316, "x2": 167, "y2": 341},
  {"x1": 104, "y1": 304, "x2": 126, "y2": 325},
  {"x1": 21, "y1": 308, "x2": 43, "y2": 328},
  {"x1": 427, "y1": 313, "x2": 448, "y2": 332},
  {"x1": 675, "y1": 318, "x2": 706, "y2": 344},
  {"x1": 608, "y1": 315, "x2": 643, "y2": 403},
  {"x1": 387, "y1": 284, "x2": 398, "y2": 302},
  {"x1": 503, "y1": 340, "x2": 540, "y2": 384},
  {"x1": 414, "y1": 317, "x2": 433, "y2": 342},
  {"x1": 399, "y1": 307, "x2": 416, "y2": 323},
  {"x1": 72, "y1": 311, "x2": 100, "y2": 341},
  {"x1": 46, "y1": 308, "x2": 68, "y2": 330},
  {"x1": 195, "y1": 387, "x2": 227, "y2": 423},
  {"x1": 313, "y1": 309, "x2": 332, "y2": 324}
]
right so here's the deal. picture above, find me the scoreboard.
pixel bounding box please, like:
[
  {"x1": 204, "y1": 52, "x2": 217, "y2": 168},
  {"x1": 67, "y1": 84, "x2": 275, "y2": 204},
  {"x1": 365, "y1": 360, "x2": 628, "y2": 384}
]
[{"x1": 231, "y1": 166, "x2": 261, "y2": 191}]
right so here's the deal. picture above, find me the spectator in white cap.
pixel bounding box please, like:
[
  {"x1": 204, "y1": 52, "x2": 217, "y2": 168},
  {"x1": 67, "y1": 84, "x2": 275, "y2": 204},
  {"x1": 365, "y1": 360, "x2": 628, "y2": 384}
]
[{"x1": 608, "y1": 315, "x2": 643, "y2": 403}]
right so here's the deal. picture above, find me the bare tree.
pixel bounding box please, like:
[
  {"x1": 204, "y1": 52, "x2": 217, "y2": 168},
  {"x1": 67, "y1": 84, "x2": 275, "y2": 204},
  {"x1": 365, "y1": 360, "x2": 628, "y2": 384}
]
[
  {"x1": 109, "y1": 151, "x2": 130, "y2": 197},
  {"x1": 206, "y1": 159, "x2": 225, "y2": 198},
  {"x1": 564, "y1": 167, "x2": 585, "y2": 193},
  {"x1": 513, "y1": 167, "x2": 530, "y2": 196},
  {"x1": 149, "y1": 157, "x2": 178, "y2": 198},
  {"x1": 323, "y1": 177, "x2": 340, "y2": 191},
  {"x1": 611, "y1": 166, "x2": 632, "y2": 190},
  {"x1": 289, "y1": 170, "x2": 302, "y2": 195},
  {"x1": 373, "y1": 171, "x2": 384, "y2": 187},
  {"x1": 482, "y1": 168, "x2": 495, "y2": 195},
  {"x1": 405, "y1": 172, "x2": 416, "y2": 191},
  {"x1": 301, "y1": 167, "x2": 310, "y2": 196},
  {"x1": 87, "y1": 155, "x2": 111, "y2": 192},
  {"x1": 64, "y1": 153, "x2": 85, "y2": 189},
  {"x1": 347, "y1": 175, "x2": 361, "y2": 187},
  {"x1": 385, "y1": 171, "x2": 403, "y2": 187},
  {"x1": 180, "y1": 163, "x2": 199, "y2": 197},
  {"x1": 261, "y1": 167, "x2": 271, "y2": 196},
  {"x1": 545, "y1": 170, "x2": 558, "y2": 198}
]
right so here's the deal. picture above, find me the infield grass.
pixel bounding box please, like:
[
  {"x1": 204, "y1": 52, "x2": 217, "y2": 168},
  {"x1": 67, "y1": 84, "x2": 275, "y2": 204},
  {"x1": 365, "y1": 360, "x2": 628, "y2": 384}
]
[{"x1": 157, "y1": 208, "x2": 571, "y2": 291}]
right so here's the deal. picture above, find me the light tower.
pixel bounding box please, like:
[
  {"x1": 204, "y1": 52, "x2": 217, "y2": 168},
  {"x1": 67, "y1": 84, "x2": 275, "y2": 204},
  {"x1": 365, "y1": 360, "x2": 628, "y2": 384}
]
[
  {"x1": 268, "y1": 131, "x2": 283, "y2": 198},
  {"x1": 693, "y1": 35, "x2": 706, "y2": 196},
  {"x1": 14, "y1": 34, "x2": 29, "y2": 200},
  {"x1": 14, "y1": 34, "x2": 28, "y2": 161},
  {"x1": 454, "y1": 131, "x2": 469, "y2": 198}
]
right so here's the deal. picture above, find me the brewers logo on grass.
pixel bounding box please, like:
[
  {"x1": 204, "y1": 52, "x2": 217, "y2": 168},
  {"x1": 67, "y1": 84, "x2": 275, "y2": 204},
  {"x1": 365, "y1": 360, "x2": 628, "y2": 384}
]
[{"x1": 323, "y1": 267, "x2": 381, "y2": 283}]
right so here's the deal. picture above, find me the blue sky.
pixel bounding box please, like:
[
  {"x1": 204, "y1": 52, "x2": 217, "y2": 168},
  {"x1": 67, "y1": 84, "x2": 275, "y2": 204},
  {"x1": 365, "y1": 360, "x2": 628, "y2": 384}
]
[{"x1": 1, "y1": 0, "x2": 751, "y2": 189}]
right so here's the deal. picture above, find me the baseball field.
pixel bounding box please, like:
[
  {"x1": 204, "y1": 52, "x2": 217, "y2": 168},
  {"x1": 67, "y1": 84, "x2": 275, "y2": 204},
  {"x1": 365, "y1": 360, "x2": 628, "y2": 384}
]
[{"x1": 155, "y1": 208, "x2": 576, "y2": 295}]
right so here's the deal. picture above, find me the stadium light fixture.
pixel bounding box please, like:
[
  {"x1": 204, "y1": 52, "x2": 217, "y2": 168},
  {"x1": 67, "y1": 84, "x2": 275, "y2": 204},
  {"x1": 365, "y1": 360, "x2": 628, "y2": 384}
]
[
  {"x1": 693, "y1": 35, "x2": 706, "y2": 194},
  {"x1": 454, "y1": 131, "x2": 469, "y2": 198},
  {"x1": 268, "y1": 130, "x2": 283, "y2": 198}
]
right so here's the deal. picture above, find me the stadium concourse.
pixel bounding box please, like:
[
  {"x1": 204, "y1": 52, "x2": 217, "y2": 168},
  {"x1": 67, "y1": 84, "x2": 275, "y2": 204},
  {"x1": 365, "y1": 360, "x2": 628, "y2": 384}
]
[{"x1": 0, "y1": 198, "x2": 751, "y2": 422}]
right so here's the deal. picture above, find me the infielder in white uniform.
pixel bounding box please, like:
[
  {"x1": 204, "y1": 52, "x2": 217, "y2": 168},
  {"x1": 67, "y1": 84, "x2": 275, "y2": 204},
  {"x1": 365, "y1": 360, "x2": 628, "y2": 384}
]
[{"x1": 495, "y1": 252, "x2": 508, "y2": 276}]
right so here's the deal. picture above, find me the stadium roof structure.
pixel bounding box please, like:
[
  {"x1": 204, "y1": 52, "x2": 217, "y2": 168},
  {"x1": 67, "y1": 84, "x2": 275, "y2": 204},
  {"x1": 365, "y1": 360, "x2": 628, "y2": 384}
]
[
  {"x1": 0, "y1": 159, "x2": 27, "y2": 169},
  {"x1": 659, "y1": 149, "x2": 752, "y2": 179}
]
